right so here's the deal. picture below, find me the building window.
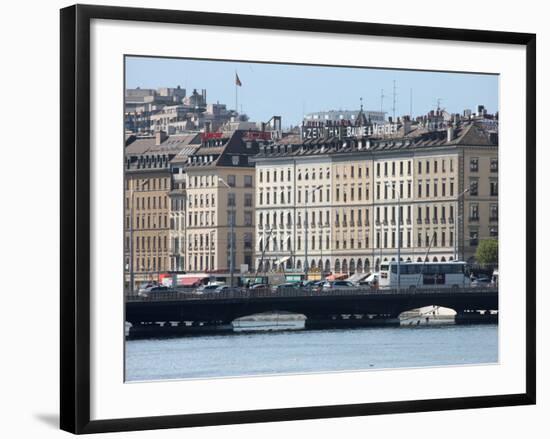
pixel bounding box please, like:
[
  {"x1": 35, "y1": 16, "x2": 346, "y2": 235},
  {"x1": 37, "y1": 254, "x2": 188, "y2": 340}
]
[
  {"x1": 490, "y1": 180, "x2": 498, "y2": 196},
  {"x1": 470, "y1": 158, "x2": 479, "y2": 172},
  {"x1": 490, "y1": 158, "x2": 498, "y2": 172},
  {"x1": 426, "y1": 160, "x2": 430, "y2": 174},
  {"x1": 227, "y1": 175, "x2": 236, "y2": 187},
  {"x1": 418, "y1": 161, "x2": 422, "y2": 174},
  {"x1": 244, "y1": 175, "x2": 253, "y2": 187},
  {"x1": 469, "y1": 203, "x2": 479, "y2": 221},
  {"x1": 244, "y1": 211, "x2": 253, "y2": 226},
  {"x1": 244, "y1": 193, "x2": 253, "y2": 207},
  {"x1": 469, "y1": 230, "x2": 479, "y2": 247},
  {"x1": 227, "y1": 193, "x2": 236, "y2": 207},
  {"x1": 470, "y1": 179, "x2": 479, "y2": 196},
  {"x1": 490, "y1": 204, "x2": 498, "y2": 221}
]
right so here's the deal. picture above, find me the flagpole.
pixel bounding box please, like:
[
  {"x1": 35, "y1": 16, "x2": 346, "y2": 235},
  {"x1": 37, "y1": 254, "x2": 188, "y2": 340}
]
[{"x1": 235, "y1": 71, "x2": 238, "y2": 114}]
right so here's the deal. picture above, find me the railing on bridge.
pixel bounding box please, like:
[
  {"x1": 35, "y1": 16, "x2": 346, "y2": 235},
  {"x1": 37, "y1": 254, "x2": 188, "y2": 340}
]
[{"x1": 125, "y1": 286, "x2": 498, "y2": 303}]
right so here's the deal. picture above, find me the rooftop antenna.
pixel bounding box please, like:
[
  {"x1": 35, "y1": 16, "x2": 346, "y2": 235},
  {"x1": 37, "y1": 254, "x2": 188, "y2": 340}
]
[
  {"x1": 380, "y1": 88, "x2": 385, "y2": 115},
  {"x1": 360, "y1": 96, "x2": 363, "y2": 111},
  {"x1": 409, "y1": 88, "x2": 413, "y2": 118},
  {"x1": 436, "y1": 97, "x2": 443, "y2": 111},
  {"x1": 392, "y1": 80, "x2": 397, "y2": 121}
]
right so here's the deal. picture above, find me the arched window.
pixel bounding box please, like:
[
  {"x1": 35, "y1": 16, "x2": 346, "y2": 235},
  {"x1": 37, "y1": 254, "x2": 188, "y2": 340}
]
[
  {"x1": 365, "y1": 258, "x2": 370, "y2": 272},
  {"x1": 441, "y1": 256, "x2": 446, "y2": 262},
  {"x1": 357, "y1": 259, "x2": 363, "y2": 273},
  {"x1": 433, "y1": 256, "x2": 438, "y2": 262},
  {"x1": 310, "y1": 260, "x2": 316, "y2": 270},
  {"x1": 417, "y1": 257, "x2": 422, "y2": 262},
  {"x1": 335, "y1": 259, "x2": 341, "y2": 273},
  {"x1": 342, "y1": 259, "x2": 348, "y2": 273},
  {"x1": 297, "y1": 260, "x2": 302, "y2": 270},
  {"x1": 325, "y1": 259, "x2": 331, "y2": 273},
  {"x1": 349, "y1": 258, "x2": 356, "y2": 273}
]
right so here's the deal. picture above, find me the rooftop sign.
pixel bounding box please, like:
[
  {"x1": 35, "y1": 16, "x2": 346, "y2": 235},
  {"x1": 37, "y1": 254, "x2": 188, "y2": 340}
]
[{"x1": 301, "y1": 122, "x2": 398, "y2": 140}]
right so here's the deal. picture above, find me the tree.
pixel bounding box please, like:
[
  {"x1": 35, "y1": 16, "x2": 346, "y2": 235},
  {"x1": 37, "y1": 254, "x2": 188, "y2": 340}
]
[{"x1": 475, "y1": 239, "x2": 498, "y2": 265}]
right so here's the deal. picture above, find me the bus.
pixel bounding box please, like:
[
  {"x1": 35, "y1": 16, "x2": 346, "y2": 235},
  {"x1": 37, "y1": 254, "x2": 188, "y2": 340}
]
[{"x1": 379, "y1": 261, "x2": 471, "y2": 289}]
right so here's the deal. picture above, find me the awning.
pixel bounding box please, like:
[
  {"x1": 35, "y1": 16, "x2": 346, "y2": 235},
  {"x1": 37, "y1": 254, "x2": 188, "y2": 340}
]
[{"x1": 179, "y1": 276, "x2": 207, "y2": 287}]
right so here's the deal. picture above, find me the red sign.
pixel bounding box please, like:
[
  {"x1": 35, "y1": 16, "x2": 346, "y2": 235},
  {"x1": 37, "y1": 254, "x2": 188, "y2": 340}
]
[
  {"x1": 201, "y1": 132, "x2": 223, "y2": 140},
  {"x1": 243, "y1": 130, "x2": 272, "y2": 141}
]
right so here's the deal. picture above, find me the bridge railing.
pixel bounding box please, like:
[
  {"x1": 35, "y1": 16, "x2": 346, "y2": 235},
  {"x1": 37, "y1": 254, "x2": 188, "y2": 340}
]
[{"x1": 125, "y1": 286, "x2": 498, "y2": 302}]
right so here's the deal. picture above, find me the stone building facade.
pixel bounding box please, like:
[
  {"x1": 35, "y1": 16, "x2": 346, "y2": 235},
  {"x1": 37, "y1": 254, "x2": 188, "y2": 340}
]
[{"x1": 253, "y1": 116, "x2": 498, "y2": 277}]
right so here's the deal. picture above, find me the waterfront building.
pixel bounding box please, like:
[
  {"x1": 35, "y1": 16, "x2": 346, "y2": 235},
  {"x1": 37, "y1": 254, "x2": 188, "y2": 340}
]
[
  {"x1": 180, "y1": 129, "x2": 270, "y2": 276},
  {"x1": 124, "y1": 131, "x2": 200, "y2": 291},
  {"x1": 253, "y1": 109, "x2": 498, "y2": 277}
]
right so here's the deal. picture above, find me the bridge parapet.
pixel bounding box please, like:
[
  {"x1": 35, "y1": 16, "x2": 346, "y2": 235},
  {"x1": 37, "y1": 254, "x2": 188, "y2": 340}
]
[{"x1": 126, "y1": 286, "x2": 498, "y2": 303}]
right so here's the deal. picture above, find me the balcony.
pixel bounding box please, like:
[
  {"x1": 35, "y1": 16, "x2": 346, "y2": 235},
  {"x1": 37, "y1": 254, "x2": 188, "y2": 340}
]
[{"x1": 469, "y1": 216, "x2": 480, "y2": 222}]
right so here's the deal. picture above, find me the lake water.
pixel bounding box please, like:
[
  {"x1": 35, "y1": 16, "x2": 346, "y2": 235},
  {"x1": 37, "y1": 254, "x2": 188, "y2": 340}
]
[{"x1": 125, "y1": 322, "x2": 498, "y2": 381}]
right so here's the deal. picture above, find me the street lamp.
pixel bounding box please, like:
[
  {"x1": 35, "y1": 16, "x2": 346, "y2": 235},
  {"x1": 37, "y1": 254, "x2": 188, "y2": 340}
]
[
  {"x1": 455, "y1": 188, "x2": 470, "y2": 261},
  {"x1": 385, "y1": 181, "x2": 401, "y2": 290},
  {"x1": 218, "y1": 177, "x2": 235, "y2": 287},
  {"x1": 207, "y1": 229, "x2": 216, "y2": 278},
  {"x1": 304, "y1": 185, "x2": 322, "y2": 281}
]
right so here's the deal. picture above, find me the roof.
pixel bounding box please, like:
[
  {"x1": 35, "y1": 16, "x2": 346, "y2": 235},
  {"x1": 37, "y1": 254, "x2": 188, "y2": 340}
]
[
  {"x1": 125, "y1": 133, "x2": 201, "y2": 156},
  {"x1": 254, "y1": 122, "x2": 496, "y2": 160}
]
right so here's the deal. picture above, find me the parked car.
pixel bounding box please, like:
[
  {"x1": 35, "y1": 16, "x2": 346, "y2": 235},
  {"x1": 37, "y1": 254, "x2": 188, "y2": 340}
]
[
  {"x1": 272, "y1": 282, "x2": 302, "y2": 293},
  {"x1": 196, "y1": 283, "x2": 225, "y2": 294},
  {"x1": 302, "y1": 280, "x2": 324, "y2": 292},
  {"x1": 471, "y1": 276, "x2": 491, "y2": 287},
  {"x1": 321, "y1": 280, "x2": 358, "y2": 291},
  {"x1": 138, "y1": 285, "x2": 170, "y2": 297}
]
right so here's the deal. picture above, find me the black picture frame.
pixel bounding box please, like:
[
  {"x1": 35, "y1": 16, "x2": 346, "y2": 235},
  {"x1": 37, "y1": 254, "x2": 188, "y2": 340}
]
[{"x1": 60, "y1": 4, "x2": 536, "y2": 434}]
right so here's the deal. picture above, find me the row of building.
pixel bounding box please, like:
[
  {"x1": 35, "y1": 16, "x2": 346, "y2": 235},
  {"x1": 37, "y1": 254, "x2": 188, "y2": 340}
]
[{"x1": 124, "y1": 101, "x2": 498, "y2": 290}]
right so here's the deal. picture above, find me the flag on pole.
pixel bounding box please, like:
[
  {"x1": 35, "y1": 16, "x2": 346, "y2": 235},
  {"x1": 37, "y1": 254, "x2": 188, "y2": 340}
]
[{"x1": 235, "y1": 72, "x2": 242, "y2": 87}]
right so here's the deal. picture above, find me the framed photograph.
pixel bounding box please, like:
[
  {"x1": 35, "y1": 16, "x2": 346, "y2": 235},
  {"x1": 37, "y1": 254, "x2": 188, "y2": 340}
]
[{"x1": 60, "y1": 4, "x2": 536, "y2": 434}]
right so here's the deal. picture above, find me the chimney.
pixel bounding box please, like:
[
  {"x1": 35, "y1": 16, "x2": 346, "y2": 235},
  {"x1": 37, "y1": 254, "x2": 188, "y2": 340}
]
[
  {"x1": 155, "y1": 130, "x2": 167, "y2": 145},
  {"x1": 403, "y1": 119, "x2": 412, "y2": 135},
  {"x1": 446, "y1": 126, "x2": 454, "y2": 143}
]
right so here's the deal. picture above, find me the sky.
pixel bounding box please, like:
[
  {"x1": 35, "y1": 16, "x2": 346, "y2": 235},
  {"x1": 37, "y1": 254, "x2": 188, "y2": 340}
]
[{"x1": 126, "y1": 56, "x2": 498, "y2": 128}]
